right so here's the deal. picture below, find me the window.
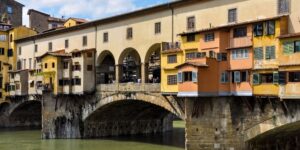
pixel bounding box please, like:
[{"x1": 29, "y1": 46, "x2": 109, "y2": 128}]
[
  {"x1": 87, "y1": 52, "x2": 93, "y2": 58},
  {"x1": 83, "y1": 36, "x2": 87, "y2": 46},
  {"x1": 35, "y1": 44, "x2": 38, "y2": 53},
  {"x1": 228, "y1": 8, "x2": 237, "y2": 23},
  {"x1": 187, "y1": 16, "x2": 195, "y2": 30},
  {"x1": 73, "y1": 63, "x2": 81, "y2": 71},
  {"x1": 30, "y1": 81, "x2": 34, "y2": 88},
  {"x1": 289, "y1": 72, "x2": 300, "y2": 82},
  {"x1": 59, "y1": 79, "x2": 71, "y2": 86},
  {"x1": 73, "y1": 53, "x2": 81, "y2": 58},
  {"x1": 0, "y1": 35, "x2": 6, "y2": 41},
  {"x1": 44, "y1": 63, "x2": 48, "y2": 69},
  {"x1": 16, "y1": 84, "x2": 20, "y2": 90},
  {"x1": 63, "y1": 62, "x2": 69, "y2": 69},
  {"x1": 18, "y1": 47, "x2": 21, "y2": 55},
  {"x1": 7, "y1": 6, "x2": 13, "y2": 14},
  {"x1": 23, "y1": 59, "x2": 26, "y2": 69},
  {"x1": 186, "y1": 52, "x2": 197, "y2": 60},
  {"x1": 167, "y1": 75, "x2": 177, "y2": 85},
  {"x1": 7, "y1": 49, "x2": 13, "y2": 57},
  {"x1": 0, "y1": 48, "x2": 4, "y2": 55},
  {"x1": 261, "y1": 73, "x2": 275, "y2": 83},
  {"x1": 204, "y1": 33, "x2": 214, "y2": 42},
  {"x1": 253, "y1": 23, "x2": 263, "y2": 36},
  {"x1": 155, "y1": 22, "x2": 161, "y2": 34},
  {"x1": 127, "y1": 27, "x2": 133, "y2": 39},
  {"x1": 254, "y1": 47, "x2": 263, "y2": 60},
  {"x1": 232, "y1": 49, "x2": 249, "y2": 59},
  {"x1": 283, "y1": 41, "x2": 294, "y2": 54},
  {"x1": 29, "y1": 58, "x2": 32, "y2": 69},
  {"x1": 265, "y1": 46, "x2": 276, "y2": 60},
  {"x1": 17, "y1": 61, "x2": 21, "y2": 70},
  {"x1": 52, "y1": 63, "x2": 55, "y2": 68},
  {"x1": 197, "y1": 52, "x2": 206, "y2": 58},
  {"x1": 65, "y1": 39, "x2": 69, "y2": 48},
  {"x1": 232, "y1": 71, "x2": 248, "y2": 83},
  {"x1": 217, "y1": 53, "x2": 227, "y2": 61},
  {"x1": 209, "y1": 50, "x2": 216, "y2": 58},
  {"x1": 265, "y1": 21, "x2": 275, "y2": 35},
  {"x1": 167, "y1": 55, "x2": 177, "y2": 64},
  {"x1": 278, "y1": 0, "x2": 289, "y2": 14},
  {"x1": 183, "y1": 72, "x2": 193, "y2": 82},
  {"x1": 87, "y1": 65, "x2": 93, "y2": 71},
  {"x1": 295, "y1": 41, "x2": 300, "y2": 53},
  {"x1": 48, "y1": 42, "x2": 52, "y2": 51},
  {"x1": 233, "y1": 27, "x2": 247, "y2": 37},
  {"x1": 221, "y1": 72, "x2": 229, "y2": 83},
  {"x1": 103, "y1": 32, "x2": 108, "y2": 43},
  {"x1": 72, "y1": 78, "x2": 81, "y2": 85},
  {"x1": 10, "y1": 34, "x2": 12, "y2": 42},
  {"x1": 187, "y1": 34, "x2": 195, "y2": 42}
]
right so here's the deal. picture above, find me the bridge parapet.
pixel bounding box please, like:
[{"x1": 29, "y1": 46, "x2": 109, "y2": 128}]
[{"x1": 97, "y1": 83, "x2": 161, "y2": 93}]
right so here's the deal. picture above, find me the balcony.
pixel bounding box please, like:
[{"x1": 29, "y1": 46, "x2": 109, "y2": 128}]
[
  {"x1": 162, "y1": 42, "x2": 181, "y2": 52},
  {"x1": 229, "y1": 36, "x2": 252, "y2": 49},
  {"x1": 97, "y1": 83, "x2": 160, "y2": 93}
]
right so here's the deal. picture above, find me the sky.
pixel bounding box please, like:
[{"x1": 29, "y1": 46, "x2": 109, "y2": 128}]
[{"x1": 18, "y1": 0, "x2": 174, "y2": 26}]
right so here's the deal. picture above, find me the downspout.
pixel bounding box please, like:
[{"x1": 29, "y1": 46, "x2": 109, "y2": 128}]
[
  {"x1": 94, "y1": 24, "x2": 98, "y2": 92},
  {"x1": 169, "y1": 3, "x2": 175, "y2": 43}
]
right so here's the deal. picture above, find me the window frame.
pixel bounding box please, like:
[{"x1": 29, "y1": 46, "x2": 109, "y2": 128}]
[
  {"x1": 126, "y1": 27, "x2": 133, "y2": 40},
  {"x1": 155, "y1": 22, "x2": 161, "y2": 34},
  {"x1": 167, "y1": 75, "x2": 177, "y2": 85},
  {"x1": 204, "y1": 33, "x2": 215, "y2": 42},
  {"x1": 233, "y1": 27, "x2": 247, "y2": 38},
  {"x1": 167, "y1": 55, "x2": 177, "y2": 64},
  {"x1": 82, "y1": 36, "x2": 87, "y2": 46},
  {"x1": 65, "y1": 39, "x2": 69, "y2": 48},
  {"x1": 103, "y1": 32, "x2": 109, "y2": 43},
  {"x1": 228, "y1": 8, "x2": 237, "y2": 23},
  {"x1": 186, "y1": 34, "x2": 196, "y2": 42},
  {"x1": 48, "y1": 42, "x2": 52, "y2": 51},
  {"x1": 187, "y1": 16, "x2": 195, "y2": 31}
]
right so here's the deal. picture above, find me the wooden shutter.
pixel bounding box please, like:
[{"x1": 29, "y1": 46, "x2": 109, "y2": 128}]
[
  {"x1": 273, "y1": 72, "x2": 279, "y2": 84},
  {"x1": 234, "y1": 71, "x2": 241, "y2": 83},
  {"x1": 253, "y1": 73, "x2": 260, "y2": 85},
  {"x1": 192, "y1": 72, "x2": 198, "y2": 83},
  {"x1": 178, "y1": 72, "x2": 183, "y2": 83}
]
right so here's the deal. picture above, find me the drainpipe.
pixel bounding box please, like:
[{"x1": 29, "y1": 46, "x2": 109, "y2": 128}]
[
  {"x1": 168, "y1": 3, "x2": 175, "y2": 43},
  {"x1": 94, "y1": 25, "x2": 98, "y2": 92}
]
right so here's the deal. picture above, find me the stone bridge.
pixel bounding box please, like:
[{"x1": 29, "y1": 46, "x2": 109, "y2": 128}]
[{"x1": 1, "y1": 87, "x2": 300, "y2": 149}]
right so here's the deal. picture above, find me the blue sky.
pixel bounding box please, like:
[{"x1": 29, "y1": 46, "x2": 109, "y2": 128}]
[{"x1": 18, "y1": 0, "x2": 172, "y2": 26}]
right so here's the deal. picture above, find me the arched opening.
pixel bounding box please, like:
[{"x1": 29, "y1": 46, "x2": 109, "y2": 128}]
[
  {"x1": 97, "y1": 51, "x2": 116, "y2": 84},
  {"x1": 84, "y1": 100, "x2": 184, "y2": 148},
  {"x1": 9, "y1": 101, "x2": 42, "y2": 128},
  {"x1": 145, "y1": 44, "x2": 161, "y2": 83},
  {"x1": 118, "y1": 48, "x2": 141, "y2": 83}
]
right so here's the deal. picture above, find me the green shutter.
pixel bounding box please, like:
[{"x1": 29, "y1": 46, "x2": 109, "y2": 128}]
[
  {"x1": 273, "y1": 72, "x2": 279, "y2": 84},
  {"x1": 254, "y1": 47, "x2": 263, "y2": 60},
  {"x1": 283, "y1": 42, "x2": 294, "y2": 55},
  {"x1": 192, "y1": 72, "x2": 198, "y2": 83},
  {"x1": 270, "y1": 46, "x2": 276, "y2": 59},
  {"x1": 178, "y1": 72, "x2": 182, "y2": 83},
  {"x1": 253, "y1": 73, "x2": 260, "y2": 85}
]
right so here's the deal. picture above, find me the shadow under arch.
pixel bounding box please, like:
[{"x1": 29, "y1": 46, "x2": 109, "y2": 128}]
[
  {"x1": 97, "y1": 50, "x2": 116, "y2": 84},
  {"x1": 9, "y1": 100, "x2": 42, "y2": 127},
  {"x1": 118, "y1": 47, "x2": 142, "y2": 83},
  {"x1": 144, "y1": 43, "x2": 161, "y2": 83},
  {"x1": 0, "y1": 102, "x2": 10, "y2": 114}
]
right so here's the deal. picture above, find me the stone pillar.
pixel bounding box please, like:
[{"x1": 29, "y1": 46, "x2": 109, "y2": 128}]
[
  {"x1": 115, "y1": 65, "x2": 119, "y2": 84},
  {"x1": 185, "y1": 97, "x2": 244, "y2": 150},
  {"x1": 141, "y1": 63, "x2": 145, "y2": 84}
]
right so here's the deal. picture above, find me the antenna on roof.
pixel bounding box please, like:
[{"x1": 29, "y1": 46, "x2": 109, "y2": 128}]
[{"x1": 209, "y1": 23, "x2": 212, "y2": 28}]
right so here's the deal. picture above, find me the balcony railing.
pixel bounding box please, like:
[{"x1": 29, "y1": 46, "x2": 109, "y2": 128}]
[
  {"x1": 230, "y1": 36, "x2": 252, "y2": 48},
  {"x1": 162, "y1": 42, "x2": 181, "y2": 52},
  {"x1": 97, "y1": 83, "x2": 161, "y2": 92}
]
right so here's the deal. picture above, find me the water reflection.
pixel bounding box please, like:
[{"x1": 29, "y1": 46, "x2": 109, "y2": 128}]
[{"x1": 0, "y1": 121, "x2": 185, "y2": 150}]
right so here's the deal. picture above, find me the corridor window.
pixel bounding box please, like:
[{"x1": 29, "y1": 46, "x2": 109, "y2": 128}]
[
  {"x1": 233, "y1": 27, "x2": 247, "y2": 37},
  {"x1": 187, "y1": 16, "x2": 195, "y2": 30},
  {"x1": 289, "y1": 72, "x2": 300, "y2": 82},
  {"x1": 83, "y1": 36, "x2": 87, "y2": 46},
  {"x1": 72, "y1": 78, "x2": 81, "y2": 85},
  {"x1": 232, "y1": 71, "x2": 248, "y2": 83},
  {"x1": 127, "y1": 27, "x2": 133, "y2": 39},
  {"x1": 265, "y1": 21, "x2": 275, "y2": 35},
  {"x1": 48, "y1": 42, "x2": 52, "y2": 51},
  {"x1": 265, "y1": 46, "x2": 276, "y2": 60},
  {"x1": 18, "y1": 47, "x2": 21, "y2": 55},
  {"x1": 155, "y1": 22, "x2": 161, "y2": 34},
  {"x1": 232, "y1": 49, "x2": 249, "y2": 59},
  {"x1": 65, "y1": 39, "x2": 69, "y2": 48},
  {"x1": 217, "y1": 53, "x2": 227, "y2": 61},
  {"x1": 205, "y1": 33, "x2": 215, "y2": 42},
  {"x1": 253, "y1": 23, "x2": 263, "y2": 36},
  {"x1": 167, "y1": 55, "x2": 177, "y2": 64},
  {"x1": 7, "y1": 6, "x2": 13, "y2": 14},
  {"x1": 167, "y1": 75, "x2": 177, "y2": 85},
  {"x1": 35, "y1": 44, "x2": 38, "y2": 53},
  {"x1": 103, "y1": 32, "x2": 108, "y2": 43},
  {"x1": 278, "y1": 0, "x2": 289, "y2": 14},
  {"x1": 228, "y1": 8, "x2": 237, "y2": 23}
]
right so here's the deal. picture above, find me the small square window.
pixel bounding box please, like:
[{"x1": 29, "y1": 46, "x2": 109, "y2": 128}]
[
  {"x1": 228, "y1": 8, "x2": 237, "y2": 23},
  {"x1": 187, "y1": 34, "x2": 196, "y2": 42},
  {"x1": 155, "y1": 22, "x2": 161, "y2": 34},
  {"x1": 127, "y1": 27, "x2": 133, "y2": 39},
  {"x1": 103, "y1": 32, "x2": 108, "y2": 43},
  {"x1": 187, "y1": 16, "x2": 195, "y2": 30},
  {"x1": 204, "y1": 33, "x2": 215, "y2": 42}
]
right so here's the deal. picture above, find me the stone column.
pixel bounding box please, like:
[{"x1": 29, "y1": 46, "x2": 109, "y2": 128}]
[
  {"x1": 141, "y1": 63, "x2": 145, "y2": 84},
  {"x1": 115, "y1": 65, "x2": 119, "y2": 84}
]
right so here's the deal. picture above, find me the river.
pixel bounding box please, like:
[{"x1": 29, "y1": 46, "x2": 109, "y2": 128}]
[{"x1": 0, "y1": 121, "x2": 185, "y2": 150}]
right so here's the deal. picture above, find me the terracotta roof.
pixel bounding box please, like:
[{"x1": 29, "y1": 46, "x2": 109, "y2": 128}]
[
  {"x1": 37, "y1": 51, "x2": 71, "y2": 59},
  {"x1": 179, "y1": 15, "x2": 288, "y2": 36},
  {"x1": 48, "y1": 17, "x2": 66, "y2": 23},
  {"x1": 68, "y1": 18, "x2": 88, "y2": 23},
  {"x1": 278, "y1": 32, "x2": 300, "y2": 39},
  {"x1": 71, "y1": 48, "x2": 96, "y2": 53},
  {"x1": 176, "y1": 62, "x2": 208, "y2": 68},
  {"x1": 27, "y1": 9, "x2": 50, "y2": 16}
]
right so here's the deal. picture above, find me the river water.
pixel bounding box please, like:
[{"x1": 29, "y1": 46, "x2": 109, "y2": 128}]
[{"x1": 0, "y1": 121, "x2": 185, "y2": 150}]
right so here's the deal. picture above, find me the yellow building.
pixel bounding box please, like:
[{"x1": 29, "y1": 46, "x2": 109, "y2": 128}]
[
  {"x1": 252, "y1": 16, "x2": 288, "y2": 97},
  {"x1": 37, "y1": 51, "x2": 72, "y2": 95},
  {"x1": 64, "y1": 18, "x2": 87, "y2": 28},
  {"x1": 278, "y1": 33, "x2": 300, "y2": 99}
]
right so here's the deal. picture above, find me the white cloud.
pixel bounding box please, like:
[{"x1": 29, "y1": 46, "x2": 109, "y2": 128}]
[{"x1": 18, "y1": 0, "x2": 137, "y2": 27}]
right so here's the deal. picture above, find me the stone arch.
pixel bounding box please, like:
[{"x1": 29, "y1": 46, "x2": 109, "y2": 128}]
[
  {"x1": 0, "y1": 102, "x2": 10, "y2": 114},
  {"x1": 82, "y1": 93, "x2": 183, "y2": 138},
  {"x1": 9, "y1": 100, "x2": 42, "y2": 127},
  {"x1": 96, "y1": 50, "x2": 116, "y2": 84},
  {"x1": 118, "y1": 48, "x2": 142, "y2": 83},
  {"x1": 144, "y1": 43, "x2": 161, "y2": 83}
]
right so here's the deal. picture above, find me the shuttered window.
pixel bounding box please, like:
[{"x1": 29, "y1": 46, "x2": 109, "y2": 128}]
[
  {"x1": 187, "y1": 16, "x2": 195, "y2": 30},
  {"x1": 265, "y1": 21, "x2": 275, "y2": 35},
  {"x1": 234, "y1": 71, "x2": 241, "y2": 83},
  {"x1": 283, "y1": 42, "x2": 294, "y2": 54},
  {"x1": 295, "y1": 41, "x2": 300, "y2": 52},
  {"x1": 279, "y1": 72, "x2": 287, "y2": 85},
  {"x1": 192, "y1": 72, "x2": 198, "y2": 83},
  {"x1": 228, "y1": 8, "x2": 237, "y2": 23},
  {"x1": 167, "y1": 55, "x2": 177, "y2": 64},
  {"x1": 254, "y1": 47, "x2": 263, "y2": 60},
  {"x1": 273, "y1": 72, "x2": 279, "y2": 84},
  {"x1": 253, "y1": 73, "x2": 260, "y2": 85},
  {"x1": 278, "y1": 0, "x2": 289, "y2": 14},
  {"x1": 221, "y1": 72, "x2": 229, "y2": 83},
  {"x1": 253, "y1": 23, "x2": 264, "y2": 37},
  {"x1": 177, "y1": 72, "x2": 183, "y2": 83},
  {"x1": 0, "y1": 48, "x2": 5, "y2": 55},
  {"x1": 265, "y1": 46, "x2": 276, "y2": 60}
]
